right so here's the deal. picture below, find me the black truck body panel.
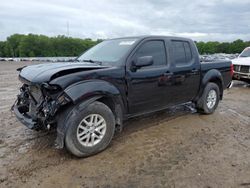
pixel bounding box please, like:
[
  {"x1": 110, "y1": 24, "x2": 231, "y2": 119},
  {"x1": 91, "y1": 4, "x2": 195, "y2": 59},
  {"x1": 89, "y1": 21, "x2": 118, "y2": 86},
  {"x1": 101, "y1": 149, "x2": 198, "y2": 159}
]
[{"x1": 12, "y1": 35, "x2": 232, "y2": 148}]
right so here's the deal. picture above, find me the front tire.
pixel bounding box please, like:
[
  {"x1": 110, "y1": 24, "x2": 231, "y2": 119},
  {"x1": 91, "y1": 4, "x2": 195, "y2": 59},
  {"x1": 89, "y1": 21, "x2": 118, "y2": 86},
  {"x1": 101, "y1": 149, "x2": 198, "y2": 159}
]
[
  {"x1": 240, "y1": 78, "x2": 250, "y2": 85},
  {"x1": 197, "y1": 82, "x2": 220, "y2": 114},
  {"x1": 65, "y1": 101, "x2": 115, "y2": 157}
]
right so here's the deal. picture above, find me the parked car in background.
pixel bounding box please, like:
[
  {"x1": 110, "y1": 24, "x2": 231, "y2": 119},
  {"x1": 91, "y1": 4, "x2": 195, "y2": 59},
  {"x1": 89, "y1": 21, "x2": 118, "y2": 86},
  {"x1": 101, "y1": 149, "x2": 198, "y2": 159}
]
[{"x1": 232, "y1": 47, "x2": 250, "y2": 84}]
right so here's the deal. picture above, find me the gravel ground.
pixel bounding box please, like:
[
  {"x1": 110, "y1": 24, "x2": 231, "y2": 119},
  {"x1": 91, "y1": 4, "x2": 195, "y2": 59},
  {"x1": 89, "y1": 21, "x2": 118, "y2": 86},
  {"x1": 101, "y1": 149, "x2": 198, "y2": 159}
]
[{"x1": 0, "y1": 62, "x2": 249, "y2": 188}]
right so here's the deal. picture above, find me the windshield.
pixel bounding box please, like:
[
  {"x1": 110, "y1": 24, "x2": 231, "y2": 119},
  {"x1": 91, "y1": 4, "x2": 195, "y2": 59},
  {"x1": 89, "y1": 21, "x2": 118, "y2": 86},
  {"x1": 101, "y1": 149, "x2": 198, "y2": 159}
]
[
  {"x1": 239, "y1": 48, "x2": 250, "y2": 57},
  {"x1": 77, "y1": 38, "x2": 138, "y2": 63}
]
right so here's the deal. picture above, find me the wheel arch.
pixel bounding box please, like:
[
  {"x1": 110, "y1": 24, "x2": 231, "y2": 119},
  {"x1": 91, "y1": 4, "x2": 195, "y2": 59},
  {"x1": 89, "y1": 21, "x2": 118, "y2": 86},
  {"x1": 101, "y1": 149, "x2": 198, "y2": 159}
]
[
  {"x1": 55, "y1": 81, "x2": 125, "y2": 148},
  {"x1": 197, "y1": 69, "x2": 224, "y2": 101}
]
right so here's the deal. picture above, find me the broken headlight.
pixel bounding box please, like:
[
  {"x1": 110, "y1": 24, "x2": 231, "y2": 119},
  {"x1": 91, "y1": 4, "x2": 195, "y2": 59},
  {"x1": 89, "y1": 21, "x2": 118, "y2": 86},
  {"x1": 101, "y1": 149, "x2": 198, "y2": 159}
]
[{"x1": 56, "y1": 93, "x2": 71, "y2": 106}]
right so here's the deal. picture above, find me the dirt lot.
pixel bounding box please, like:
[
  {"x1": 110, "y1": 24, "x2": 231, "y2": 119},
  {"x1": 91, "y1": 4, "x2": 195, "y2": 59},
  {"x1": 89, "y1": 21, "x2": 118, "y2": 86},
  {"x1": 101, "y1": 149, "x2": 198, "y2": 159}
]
[{"x1": 0, "y1": 62, "x2": 249, "y2": 188}]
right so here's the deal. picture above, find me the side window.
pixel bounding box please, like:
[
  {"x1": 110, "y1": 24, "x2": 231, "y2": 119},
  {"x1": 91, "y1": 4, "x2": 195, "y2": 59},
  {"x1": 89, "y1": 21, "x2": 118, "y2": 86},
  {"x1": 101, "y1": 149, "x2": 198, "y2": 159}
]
[
  {"x1": 135, "y1": 40, "x2": 167, "y2": 67},
  {"x1": 172, "y1": 41, "x2": 186, "y2": 64},
  {"x1": 172, "y1": 41, "x2": 193, "y2": 65},
  {"x1": 184, "y1": 42, "x2": 192, "y2": 62}
]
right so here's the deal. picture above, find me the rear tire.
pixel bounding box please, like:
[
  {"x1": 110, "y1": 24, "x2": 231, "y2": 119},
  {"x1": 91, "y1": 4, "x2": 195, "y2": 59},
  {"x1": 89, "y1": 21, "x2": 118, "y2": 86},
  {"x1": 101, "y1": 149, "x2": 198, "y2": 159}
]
[
  {"x1": 197, "y1": 82, "x2": 220, "y2": 114},
  {"x1": 64, "y1": 101, "x2": 115, "y2": 157}
]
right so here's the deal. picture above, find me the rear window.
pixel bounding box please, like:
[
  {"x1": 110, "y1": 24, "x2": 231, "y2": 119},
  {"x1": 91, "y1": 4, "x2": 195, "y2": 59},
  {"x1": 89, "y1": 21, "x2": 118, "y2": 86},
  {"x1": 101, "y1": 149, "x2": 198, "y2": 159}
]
[{"x1": 172, "y1": 41, "x2": 192, "y2": 65}]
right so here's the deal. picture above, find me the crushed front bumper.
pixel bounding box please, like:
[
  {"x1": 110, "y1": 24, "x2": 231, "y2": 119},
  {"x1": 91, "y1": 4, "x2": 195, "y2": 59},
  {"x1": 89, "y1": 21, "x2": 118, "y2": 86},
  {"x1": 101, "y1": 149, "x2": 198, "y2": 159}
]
[{"x1": 12, "y1": 101, "x2": 38, "y2": 129}]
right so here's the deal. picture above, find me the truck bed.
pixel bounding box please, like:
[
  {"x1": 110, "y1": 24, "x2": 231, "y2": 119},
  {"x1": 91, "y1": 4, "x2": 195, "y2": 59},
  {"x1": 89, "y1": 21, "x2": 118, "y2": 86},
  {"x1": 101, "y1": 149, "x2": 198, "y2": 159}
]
[{"x1": 201, "y1": 60, "x2": 232, "y2": 88}]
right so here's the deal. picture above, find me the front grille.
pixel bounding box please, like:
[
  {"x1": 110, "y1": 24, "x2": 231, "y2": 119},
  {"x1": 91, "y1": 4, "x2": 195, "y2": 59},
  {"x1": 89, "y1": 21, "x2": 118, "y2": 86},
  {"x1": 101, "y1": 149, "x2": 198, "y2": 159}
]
[
  {"x1": 240, "y1": 66, "x2": 250, "y2": 73},
  {"x1": 234, "y1": 65, "x2": 240, "y2": 72}
]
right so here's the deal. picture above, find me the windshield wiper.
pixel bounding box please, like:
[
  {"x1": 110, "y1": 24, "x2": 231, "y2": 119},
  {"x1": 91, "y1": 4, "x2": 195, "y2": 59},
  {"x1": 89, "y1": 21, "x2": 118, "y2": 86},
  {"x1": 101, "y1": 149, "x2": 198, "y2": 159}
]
[{"x1": 80, "y1": 59, "x2": 102, "y2": 65}]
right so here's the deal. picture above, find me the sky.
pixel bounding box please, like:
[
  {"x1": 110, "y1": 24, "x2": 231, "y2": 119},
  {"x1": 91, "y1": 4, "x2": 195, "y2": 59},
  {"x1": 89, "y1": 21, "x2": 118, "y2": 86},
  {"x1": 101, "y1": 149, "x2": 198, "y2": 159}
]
[{"x1": 0, "y1": 0, "x2": 250, "y2": 42}]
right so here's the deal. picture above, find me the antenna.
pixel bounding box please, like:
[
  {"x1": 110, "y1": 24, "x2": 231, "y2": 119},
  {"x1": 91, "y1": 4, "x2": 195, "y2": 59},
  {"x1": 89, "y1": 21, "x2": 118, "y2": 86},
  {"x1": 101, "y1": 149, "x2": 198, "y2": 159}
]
[{"x1": 67, "y1": 21, "x2": 69, "y2": 37}]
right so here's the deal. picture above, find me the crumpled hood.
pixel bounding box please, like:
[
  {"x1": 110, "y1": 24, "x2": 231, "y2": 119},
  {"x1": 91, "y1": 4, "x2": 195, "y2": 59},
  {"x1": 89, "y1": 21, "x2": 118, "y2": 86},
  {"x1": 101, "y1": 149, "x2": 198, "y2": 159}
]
[
  {"x1": 19, "y1": 62, "x2": 108, "y2": 84},
  {"x1": 232, "y1": 57, "x2": 250, "y2": 66}
]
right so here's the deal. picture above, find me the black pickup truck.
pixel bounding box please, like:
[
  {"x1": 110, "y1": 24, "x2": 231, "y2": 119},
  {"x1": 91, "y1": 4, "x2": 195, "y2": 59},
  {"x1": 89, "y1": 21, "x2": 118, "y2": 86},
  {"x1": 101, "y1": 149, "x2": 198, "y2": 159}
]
[{"x1": 12, "y1": 36, "x2": 233, "y2": 157}]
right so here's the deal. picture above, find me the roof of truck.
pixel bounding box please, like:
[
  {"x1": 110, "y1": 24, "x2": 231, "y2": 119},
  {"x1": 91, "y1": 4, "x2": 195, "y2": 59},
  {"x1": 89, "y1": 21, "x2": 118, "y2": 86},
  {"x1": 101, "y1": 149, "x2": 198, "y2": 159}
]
[{"x1": 108, "y1": 35, "x2": 192, "y2": 41}]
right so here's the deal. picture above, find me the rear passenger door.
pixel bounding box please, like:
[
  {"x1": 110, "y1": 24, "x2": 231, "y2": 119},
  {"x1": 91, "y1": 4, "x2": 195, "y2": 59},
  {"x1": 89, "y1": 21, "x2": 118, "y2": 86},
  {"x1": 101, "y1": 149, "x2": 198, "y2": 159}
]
[{"x1": 170, "y1": 40, "x2": 200, "y2": 103}]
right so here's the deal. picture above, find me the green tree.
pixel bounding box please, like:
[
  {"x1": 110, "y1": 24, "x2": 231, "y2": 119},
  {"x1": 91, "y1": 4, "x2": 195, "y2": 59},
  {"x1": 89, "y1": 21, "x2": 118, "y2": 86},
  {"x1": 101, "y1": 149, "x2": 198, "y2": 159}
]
[
  {"x1": 229, "y1": 39, "x2": 247, "y2": 54},
  {"x1": 6, "y1": 34, "x2": 25, "y2": 57},
  {"x1": 3, "y1": 42, "x2": 12, "y2": 57},
  {"x1": 0, "y1": 41, "x2": 5, "y2": 57},
  {"x1": 1, "y1": 33, "x2": 249, "y2": 57},
  {"x1": 196, "y1": 40, "x2": 250, "y2": 54}
]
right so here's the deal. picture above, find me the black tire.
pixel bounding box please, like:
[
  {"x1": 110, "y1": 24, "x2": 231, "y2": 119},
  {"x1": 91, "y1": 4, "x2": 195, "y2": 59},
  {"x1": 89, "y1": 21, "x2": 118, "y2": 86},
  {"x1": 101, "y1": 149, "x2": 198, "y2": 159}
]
[
  {"x1": 197, "y1": 82, "x2": 220, "y2": 114},
  {"x1": 64, "y1": 101, "x2": 115, "y2": 157},
  {"x1": 240, "y1": 78, "x2": 250, "y2": 85}
]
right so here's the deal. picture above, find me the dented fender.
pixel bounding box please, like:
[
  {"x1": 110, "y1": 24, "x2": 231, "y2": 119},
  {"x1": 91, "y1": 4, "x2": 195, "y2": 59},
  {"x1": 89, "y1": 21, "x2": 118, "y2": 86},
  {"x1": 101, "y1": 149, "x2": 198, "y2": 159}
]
[{"x1": 64, "y1": 80, "x2": 121, "y2": 104}]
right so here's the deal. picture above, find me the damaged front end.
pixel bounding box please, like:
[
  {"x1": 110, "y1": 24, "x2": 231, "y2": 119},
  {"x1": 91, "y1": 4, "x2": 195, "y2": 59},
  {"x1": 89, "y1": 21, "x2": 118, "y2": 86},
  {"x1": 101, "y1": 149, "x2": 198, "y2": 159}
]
[{"x1": 12, "y1": 83, "x2": 71, "y2": 131}]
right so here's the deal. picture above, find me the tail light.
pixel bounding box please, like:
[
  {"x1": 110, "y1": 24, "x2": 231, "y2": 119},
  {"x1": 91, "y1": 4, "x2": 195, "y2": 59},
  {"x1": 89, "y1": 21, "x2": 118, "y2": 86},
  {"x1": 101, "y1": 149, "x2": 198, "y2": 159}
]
[{"x1": 230, "y1": 63, "x2": 234, "y2": 77}]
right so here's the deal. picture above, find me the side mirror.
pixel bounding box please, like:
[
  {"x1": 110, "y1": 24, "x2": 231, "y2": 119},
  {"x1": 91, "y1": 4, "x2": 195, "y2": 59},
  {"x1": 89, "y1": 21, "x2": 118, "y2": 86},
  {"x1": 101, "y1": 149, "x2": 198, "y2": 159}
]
[{"x1": 134, "y1": 56, "x2": 153, "y2": 68}]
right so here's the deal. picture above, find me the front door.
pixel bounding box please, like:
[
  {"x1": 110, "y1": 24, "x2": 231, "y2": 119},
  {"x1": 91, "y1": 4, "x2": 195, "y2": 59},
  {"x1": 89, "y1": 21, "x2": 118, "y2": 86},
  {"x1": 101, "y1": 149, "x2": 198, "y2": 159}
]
[{"x1": 126, "y1": 39, "x2": 171, "y2": 115}]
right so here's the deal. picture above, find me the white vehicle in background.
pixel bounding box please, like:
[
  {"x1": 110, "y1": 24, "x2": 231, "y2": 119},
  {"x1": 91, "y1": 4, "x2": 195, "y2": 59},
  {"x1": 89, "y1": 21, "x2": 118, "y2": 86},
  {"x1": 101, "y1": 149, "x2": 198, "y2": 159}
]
[{"x1": 232, "y1": 47, "x2": 250, "y2": 84}]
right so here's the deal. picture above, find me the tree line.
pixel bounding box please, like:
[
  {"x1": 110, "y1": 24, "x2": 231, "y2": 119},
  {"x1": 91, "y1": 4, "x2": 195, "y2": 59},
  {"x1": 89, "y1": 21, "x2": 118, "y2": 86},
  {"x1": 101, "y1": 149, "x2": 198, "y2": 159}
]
[
  {"x1": 0, "y1": 34, "x2": 250, "y2": 57},
  {"x1": 195, "y1": 40, "x2": 250, "y2": 54},
  {"x1": 0, "y1": 34, "x2": 102, "y2": 57}
]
